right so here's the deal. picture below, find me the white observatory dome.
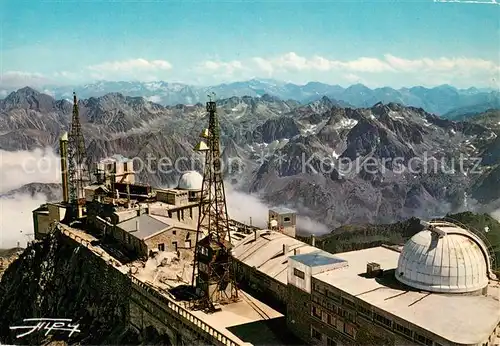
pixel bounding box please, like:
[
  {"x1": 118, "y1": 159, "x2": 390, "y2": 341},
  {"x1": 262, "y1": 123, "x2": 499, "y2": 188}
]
[
  {"x1": 177, "y1": 171, "x2": 203, "y2": 191},
  {"x1": 395, "y1": 221, "x2": 490, "y2": 293}
]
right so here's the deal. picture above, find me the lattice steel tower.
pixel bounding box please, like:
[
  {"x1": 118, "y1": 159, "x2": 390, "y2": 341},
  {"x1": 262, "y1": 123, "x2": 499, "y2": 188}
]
[
  {"x1": 191, "y1": 94, "x2": 238, "y2": 312},
  {"x1": 67, "y1": 92, "x2": 91, "y2": 218}
]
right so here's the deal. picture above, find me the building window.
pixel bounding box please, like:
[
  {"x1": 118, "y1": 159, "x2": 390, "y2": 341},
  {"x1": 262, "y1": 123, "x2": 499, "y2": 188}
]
[
  {"x1": 185, "y1": 240, "x2": 191, "y2": 248},
  {"x1": 342, "y1": 309, "x2": 355, "y2": 322},
  {"x1": 327, "y1": 337, "x2": 337, "y2": 346},
  {"x1": 123, "y1": 162, "x2": 127, "y2": 172},
  {"x1": 394, "y1": 323, "x2": 412, "y2": 338},
  {"x1": 415, "y1": 333, "x2": 433, "y2": 346},
  {"x1": 172, "y1": 241, "x2": 178, "y2": 251},
  {"x1": 284, "y1": 217, "x2": 291, "y2": 222},
  {"x1": 294, "y1": 268, "x2": 305, "y2": 279},
  {"x1": 357, "y1": 305, "x2": 372, "y2": 317},
  {"x1": 311, "y1": 327, "x2": 322, "y2": 340},
  {"x1": 374, "y1": 312, "x2": 392, "y2": 327},
  {"x1": 158, "y1": 243, "x2": 165, "y2": 251},
  {"x1": 172, "y1": 230, "x2": 177, "y2": 235},
  {"x1": 327, "y1": 313, "x2": 335, "y2": 326},
  {"x1": 342, "y1": 297, "x2": 356, "y2": 309},
  {"x1": 344, "y1": 323, "x2": 356, "y2": 337},
  {"x1": 312, "y1": 306, "x2": 322, "y2": 318}
]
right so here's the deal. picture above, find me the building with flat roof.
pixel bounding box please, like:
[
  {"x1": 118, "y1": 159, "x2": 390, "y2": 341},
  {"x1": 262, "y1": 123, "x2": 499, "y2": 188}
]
[
  {"x1": 232, "y1": 221, "x2": 500, "y2": 346},
  {"x1": 286, "y1": 220, "x2": 500, "y2": 346}
]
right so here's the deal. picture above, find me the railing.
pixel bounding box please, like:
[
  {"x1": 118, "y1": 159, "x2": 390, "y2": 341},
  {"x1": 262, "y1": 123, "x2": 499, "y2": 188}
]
[
  {"x1": 130, "y1": 276, "x2": 241, "y2": 346},
  {"x1": 58, "y1": 225, "x2": 123, "y2": 268},
  {"x1": 57, "y1": 224, "x2": 242, "y2": 346},
  {"x1": 229, "y1": 219, "x2": 259, "y2": 233}
]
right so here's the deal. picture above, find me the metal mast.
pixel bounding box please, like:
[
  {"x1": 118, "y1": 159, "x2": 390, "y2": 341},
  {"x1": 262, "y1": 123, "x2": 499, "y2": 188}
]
[
  {"x1": 67, "y1": 92, "x2": 91, "y2": 218},
  {"x1": 191, "y1": 93, "x2": 238, "y2": 312}
]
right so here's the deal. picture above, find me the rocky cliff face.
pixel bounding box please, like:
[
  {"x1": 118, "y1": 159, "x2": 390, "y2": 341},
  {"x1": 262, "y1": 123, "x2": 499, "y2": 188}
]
[{"x1": 0, "y1": 232, "x2": 169, "y2": 345}]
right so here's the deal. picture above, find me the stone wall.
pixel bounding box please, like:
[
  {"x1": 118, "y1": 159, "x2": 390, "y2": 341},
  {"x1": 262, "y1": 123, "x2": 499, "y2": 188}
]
[
  {"x1": 0, "y1": 230, "x2": 241, "y2": 346},
  {"x1": 234, "y1": 261, "x2": 287, "y2": 309},
  {"x1": 287, "y1": 284, "x2": 312, "y2": 343},
  {"x1": 144, "y1": 227, "x2": 196, "y2": 254}
]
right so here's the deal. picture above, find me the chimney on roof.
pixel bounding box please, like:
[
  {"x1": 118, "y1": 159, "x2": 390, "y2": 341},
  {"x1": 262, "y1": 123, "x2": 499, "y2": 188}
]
[
  {"x1": 311, "y1": 234, "x2": 316, "y2": 247},
  {"x1": 294, "y1": 248, "x2": 300, "y2": 255},
  {"x1": 136, "y1": 219, "x2": 139, "y2": 232},
  {"x1": 283, "y1": 243, "x2": 289, "y2": 256},
  {"x1": 254, "y1": 229, "x2": 257, "y2": 241}
]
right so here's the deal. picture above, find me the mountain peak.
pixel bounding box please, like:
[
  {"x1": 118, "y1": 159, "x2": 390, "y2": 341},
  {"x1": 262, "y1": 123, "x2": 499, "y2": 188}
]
[{"x1": 1, "y1": 87, "x2": 57, "y2": 112}]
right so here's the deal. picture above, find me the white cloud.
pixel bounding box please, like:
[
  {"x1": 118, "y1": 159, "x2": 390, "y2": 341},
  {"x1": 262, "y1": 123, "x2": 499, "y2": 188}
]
[
  {"x1": 0, "y1": 193, "x2": 48, "y2": 248},
  {"x1": 88, "y1": 58, "x2": 172, "y2": 72},
  {"x1": 196, "y1": 60, "x2": 245, "y2": 77},
  {"x1": 0, "y1": 148, "x2": 60, "y2": 194},
  {"x1": 0, "y1": 148, "x2": 61, "y2": 248},
  {"x1": 250, "y1": 52, "x2": 498, "y2": 76},
  {"x1": 225, "y1": 184, "x2": 329, "y2": 234},
  {"x1": 203, "y1": 52, "x2": 499, "y2": 88},
  {"x1": 146, "y1": 95, "x2": 162, "y2": 103},
  {"x1": 86, "y1": 58, "x2": 173, "y2": 82},
  {"x1": 0, "y1": 71, "x2": 49, "y2": 89}
]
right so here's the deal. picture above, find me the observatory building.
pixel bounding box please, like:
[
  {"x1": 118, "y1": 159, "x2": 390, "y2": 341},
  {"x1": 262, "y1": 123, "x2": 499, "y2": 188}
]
[{"x1": 233, "y1": 220, "x2": 500, "y2": 346}]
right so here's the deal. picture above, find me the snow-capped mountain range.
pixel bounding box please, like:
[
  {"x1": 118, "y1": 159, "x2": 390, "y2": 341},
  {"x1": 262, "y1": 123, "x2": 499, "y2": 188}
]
[{"x1": 2, "y1": 79, "x2": 497, "y2": 116}]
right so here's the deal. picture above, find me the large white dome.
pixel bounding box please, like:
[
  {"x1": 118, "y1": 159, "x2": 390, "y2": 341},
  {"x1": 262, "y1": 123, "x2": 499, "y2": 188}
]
[
  {"x1": 395, "y1": 221, "x2": 490, "y2": 293},
  {"x1": 177, "y1": 171, "x2": 203, "y2": 191}
]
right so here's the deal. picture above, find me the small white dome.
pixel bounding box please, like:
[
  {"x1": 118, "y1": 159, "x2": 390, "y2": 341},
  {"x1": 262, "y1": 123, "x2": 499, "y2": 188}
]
[
  {"x1": 177, "y1": 171, "x2": 203, "y2": 191},
  {"x1": 395, "y1": 221, "x2": 490, "y2": 293}
]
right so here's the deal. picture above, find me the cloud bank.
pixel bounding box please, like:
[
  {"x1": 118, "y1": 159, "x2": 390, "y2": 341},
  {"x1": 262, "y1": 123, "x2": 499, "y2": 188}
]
[
  {"x1": 225, "y1": 184, "x2": 329, "y2": 235},
  {"x1": 0, "y1": 148, "x2": 61, "y2": 248},
  {"x1": 0, "y1": 193, "x2": 48, "y2": 248},
  {"x1": 0, "y1": 148, "x2": 61, "y2": 194},
  {"x1": 2, "y1": 53, "x2": 498, "y2": 90}
]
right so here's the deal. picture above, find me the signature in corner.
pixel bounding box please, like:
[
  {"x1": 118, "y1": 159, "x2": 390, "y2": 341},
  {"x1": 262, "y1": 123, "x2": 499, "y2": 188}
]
[{"x1": 9, "y1": 318, "x2": 80, "y2": 339}]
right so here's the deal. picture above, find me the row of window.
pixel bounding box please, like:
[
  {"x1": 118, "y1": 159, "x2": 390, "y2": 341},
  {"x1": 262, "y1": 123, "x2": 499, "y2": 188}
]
[
  {"x1": 311, "y1": 304, "x2": 356, "y2": 338},
  {"x1": 311, "y1": 292, "x2": 442, "y2": 346}
]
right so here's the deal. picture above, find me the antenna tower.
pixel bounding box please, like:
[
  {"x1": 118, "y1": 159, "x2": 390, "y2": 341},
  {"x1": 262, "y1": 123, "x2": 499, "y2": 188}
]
[
  {"x1": 67, "y1": 92, "x2": 91, "y2": 218},
  {"x1": 191, "y1": 93, "x2": 238, "y2": 312}
]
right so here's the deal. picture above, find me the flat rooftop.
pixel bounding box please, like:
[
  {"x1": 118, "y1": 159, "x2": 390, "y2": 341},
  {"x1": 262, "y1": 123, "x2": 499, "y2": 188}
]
[
  {"x1": 290, "y1": 252, "x2": 346, "y2": 267},
  {"x1": 232, "y1": 231, "x2": 319, "y2": 285},
  {"x1": 313, "y1": 246, "x2": 500, "y2": 345},
  {"x1": 269, "y1": 207, "x2": 296, "y2": 214}
]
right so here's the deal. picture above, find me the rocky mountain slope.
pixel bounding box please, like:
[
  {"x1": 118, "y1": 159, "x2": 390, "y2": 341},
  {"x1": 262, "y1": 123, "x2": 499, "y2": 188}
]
[
  {"x1": 1, "y1": 182, "x2": 62, "y2": 202},
  {"x1": 1, "y1": 87, "x2": 500, "y2": 228},
  {"x1": 13, "y1": 80, "x2": 498, "y2": 115},
  {"x1": 0, "y1": 231, "x2": 169, "y2": 345}
]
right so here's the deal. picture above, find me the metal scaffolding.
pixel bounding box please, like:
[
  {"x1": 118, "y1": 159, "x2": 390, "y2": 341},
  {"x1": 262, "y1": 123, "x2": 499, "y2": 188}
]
[
  {"x1": 191, "y1": 94, "x2": 238, "y2": 312},
  {"x1": 67, "y1": 92, "x2": 91, "y2": 219}
]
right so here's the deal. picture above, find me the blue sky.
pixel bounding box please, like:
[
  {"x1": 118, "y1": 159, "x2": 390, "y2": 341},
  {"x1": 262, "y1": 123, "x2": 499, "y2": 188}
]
[{"x1": 0, "y1": 0, "x2": 498, "y2": 89}]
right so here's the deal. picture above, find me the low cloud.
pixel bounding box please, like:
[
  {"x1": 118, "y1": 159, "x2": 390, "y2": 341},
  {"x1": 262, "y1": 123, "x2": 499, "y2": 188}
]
[
  {"x1": 0, "y1": 70, "x2": 49, "y2": 89},
  {"x1": 0, "y1": 148, "x2": 61, "y2": 194},
  {"x1": 209, "y1": 52, "x2": 499, "y2": 88},
  {"x1": 0, "y1": 148, "x2": 61, "y2": 248},
  {"x1": 0, "y1": 193, "x2": 48, "y2": 248},
  {"x1": 225, "y1": 184, "x2": 329, "y2": 234},
  {"x1": 491, "y1": 209, "x2": 500, "y2": 221}
]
